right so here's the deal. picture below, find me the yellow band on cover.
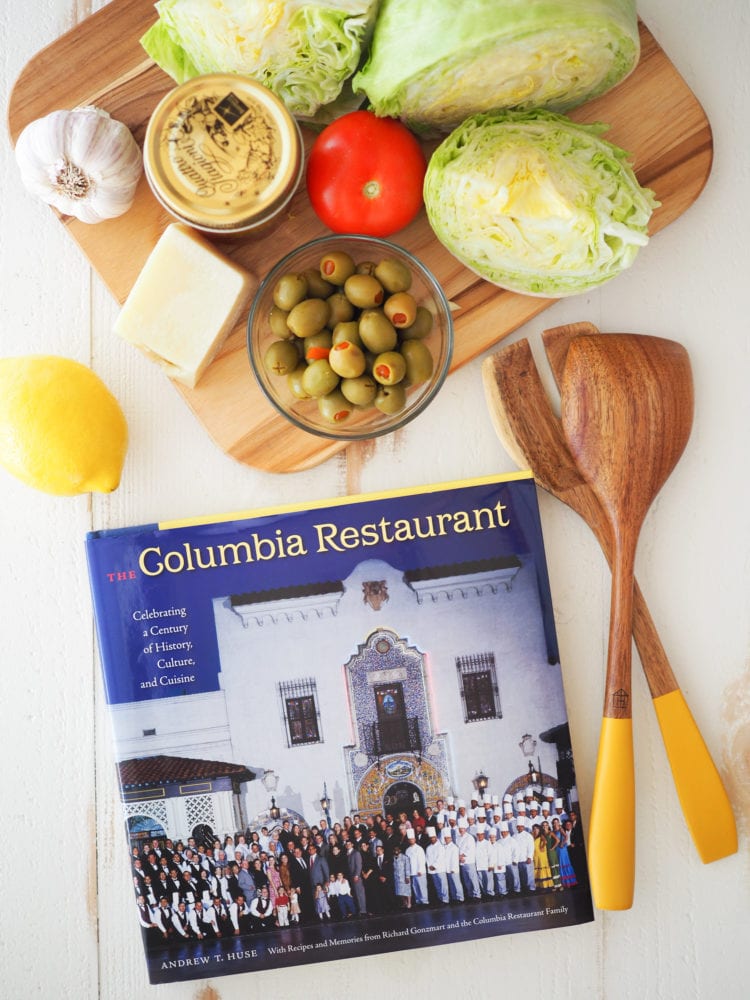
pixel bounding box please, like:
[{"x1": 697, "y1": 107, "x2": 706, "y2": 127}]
[
  {"x1": 653, "y1": 689, "x2": 737, "y2": 863},
  {"x1": 588, "y1": 717, "x2": 635, "y2": 911}
]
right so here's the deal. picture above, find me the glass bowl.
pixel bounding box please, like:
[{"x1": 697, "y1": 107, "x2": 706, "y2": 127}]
[{"x1": 247, "y1": 234, "x2": 454, "y2": 440}]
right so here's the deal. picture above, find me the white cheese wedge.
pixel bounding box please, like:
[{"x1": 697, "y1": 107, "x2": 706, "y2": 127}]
[{"x1": 114, "y1": 223, "x2": 253, "y2": 388}]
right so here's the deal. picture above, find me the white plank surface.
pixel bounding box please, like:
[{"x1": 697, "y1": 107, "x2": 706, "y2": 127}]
[{"x1": 0, "y1": 2, "x2": 747, "y2": 998}]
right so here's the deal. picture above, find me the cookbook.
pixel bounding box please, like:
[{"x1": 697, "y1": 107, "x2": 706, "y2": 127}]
[{"x1": 86, "y1": 472, "x2": 593, "y2": 985}]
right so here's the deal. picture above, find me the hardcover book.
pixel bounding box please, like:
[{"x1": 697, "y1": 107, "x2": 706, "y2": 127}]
[{"x1": 86, "y1": 472, "x2": 593, "y2": 985}]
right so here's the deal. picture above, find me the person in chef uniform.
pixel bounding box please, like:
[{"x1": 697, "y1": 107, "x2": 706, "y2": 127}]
[
  {"x1": 474, "y1": 821, "x2": 495, "y2": 899},
  {"x1": 405, "y1": 827, "x2": 429, "y2": 906},
  {"x1": 513, "y1": 816, "x2": 536, "y2": 893},
  {"x1": 457, "y1": 818, "x2": 481, "y2": 901},
  {"x1": 425, "y1": 826, "x2": 449, "y2": 904},
  {"x1": 496, "y1": 820, "x2": 518, "y2": 895},
  {"x1": 441, "y1": 827, "x2": 464, "y2": 903}
]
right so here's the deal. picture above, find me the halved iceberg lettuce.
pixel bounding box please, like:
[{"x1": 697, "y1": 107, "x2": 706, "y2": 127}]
[
  {"x1": 423, "y1": 109, "x2": 658, "y2": 297},
  {"x1": 141, "y1": 0, "x2": 379, "y2": 120},
  {"x1": 354, "y1": 0, "x2": 640, "y2": 132}
]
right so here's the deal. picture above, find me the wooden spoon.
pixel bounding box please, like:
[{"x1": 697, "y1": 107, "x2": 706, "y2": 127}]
[
  {"x1": 560, "y1": 333, "x2": 694, "y2": 910},
  {"x1": 481, "y1": 325, "x2": 736, "y2": 874}
]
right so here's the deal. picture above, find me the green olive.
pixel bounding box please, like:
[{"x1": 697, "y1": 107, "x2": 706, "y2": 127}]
[
  {"x1": 273, "y1": 272, "x2": 308, "y2": 311},
  {"x1": 332, "y1": 320, "x2": 363, "y2": 349},
  {"x1": 301, "y1": 358, "x2": 340, "y2": 398},
  {"x1": 269, "y1": 305, "x2": 293, "y2": 339},
  {"x1": 302, "y1": 267, "x2": 335, "y2": 299},
  {"x1": 375, "y1": 384, "x2": 407, "y2": 415},
  {"x1": 341, "y1": 374, "x2": 378, "y2": 407},
  {"x1": 263, "y1": 339, "x2": 301, "y2": 377},
  {"x1": 329, "y1": 340, "x2": 367, "y2": 379},
  {"x1": 320, "y1": 251, "x2": 356, "y2": 285},
  {"x1": 326, "y1": 291, "x2": 356, "y2": 327},
  {"x1": 384, "y1": 291, "x2": 418, "y2": 329},
  {"x1": 358, "y1": 309, "x2": 397, "y2": 353},
  {"x1": 303, "y1": 329, "x2": 333, "y2": 363},
  {"x1": 374, "y1": 258, "x2": 412, "y2": 293},
  {"x1": 286, "y1": 297, "x2": 331, "y2": 338},
  {"x1": 372, "y1": 350, "x2": 407, "y2": 386},
  {"x1": 355, "y1": 260, "x2": 377, "y2": 276},
  {"x1": 344, "y1": 273, "x2": 385, "y2": 309},
  {"x1": 399, "y1": 305, "x2": 434, "y2": 340},
  {"x1": 287, "y1": 363, "x2": 312, "y2": 400},
  {"x1": 400, "y1": 338, "x2": 434, "y2": 386},
  {"x1": 318, "y1": 389, "x2": 354, "y2": 425}
]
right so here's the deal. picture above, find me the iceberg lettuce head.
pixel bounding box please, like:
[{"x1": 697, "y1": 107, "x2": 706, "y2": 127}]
[
  {"x1": 141, "y1": 0, "x2": 379, "y2": 119},
  {"x1": 423, "y1": 109, "x2": 659, "y2": 297},
  {"x1": 354, "y1": 0, "x2": 640, "y2": 132}
]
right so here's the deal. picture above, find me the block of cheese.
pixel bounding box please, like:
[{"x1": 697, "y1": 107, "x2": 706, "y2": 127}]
[{"x1": 114, "y1": 224, "x2": 253, "y2": 388}]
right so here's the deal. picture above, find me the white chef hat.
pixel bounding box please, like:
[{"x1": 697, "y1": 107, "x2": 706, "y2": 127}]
[
  {"x1": 503, "y1": 793, "x2": 512, "y2": 803},
  {"x1": 499, "y1": 821, "x2": 509, "y2": 833},
  {"x1": 555, "y1": 798, "x2": 564, "y2": 808},
  {"x1": 516, "y1": 816, "x2": 526, "y2": 827},
  {"x1": 477, "y1": 807, "x2": 486, "y2": 818},
  {"x1": 492, "y1": 795, "x2": 499, "y2": 805},
  {"x1": 446, "y1": 796, "x2": 455, "y2": 805},
  {"x1": 458, "y1": 818, "x2": 468, "y2": 829},
  {"x1": 442, "y1": 828, "x2": 452, "y2": 841},
  {"x1": 457, "y1": 799, "x2": 466, "y2": 808},
  {"x1": 544, "y1": 787, "x2": 554, "y2": 797},
  {"x1": 541, "y1": 801, "x2": 551, "y2": 811},
  {"x1": 407, "y1": 828, "x2": 416, "y2": 839}
]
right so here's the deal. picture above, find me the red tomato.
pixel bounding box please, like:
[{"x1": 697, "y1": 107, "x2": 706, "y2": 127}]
[{"x1": 305, "y1": 110, "x2": 427, "y2": 237}]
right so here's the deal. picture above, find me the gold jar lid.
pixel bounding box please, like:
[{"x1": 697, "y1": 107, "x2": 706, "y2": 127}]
[{"x1": 144, "y1": 74, "x2": 303, "y2": 234}]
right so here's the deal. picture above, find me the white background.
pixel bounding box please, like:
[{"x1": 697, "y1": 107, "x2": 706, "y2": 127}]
[{"x1": 0, "y1": 1, "x2": 747, "y2": 997}]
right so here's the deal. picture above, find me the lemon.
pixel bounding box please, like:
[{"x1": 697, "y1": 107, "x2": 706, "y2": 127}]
[{"x1": 0, "y1": 355, "x2": 128, "y2": 496}]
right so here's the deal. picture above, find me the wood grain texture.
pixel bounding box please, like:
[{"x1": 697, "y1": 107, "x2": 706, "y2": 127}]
[
  {"x1": 560, "y1": 334, "x2": 694, "y2": 718},
  {"x1": 482, "y1": 325, "x2": 680, "y2": 700},
  {"x1": 482, "y1": 326, "x2": 736, "y2": 866},
  {"x1": 6, "y1": 6, "x2": 713, "y2": 473}
]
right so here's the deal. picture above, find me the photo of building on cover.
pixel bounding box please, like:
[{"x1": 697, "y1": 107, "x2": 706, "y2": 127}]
[{"x1": 113, "y1": 547, "x2": 592, "y2": 982}]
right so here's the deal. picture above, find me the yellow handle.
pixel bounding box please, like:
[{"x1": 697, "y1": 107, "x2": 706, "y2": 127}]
[
  {"x1": 588, "y1": 717, "x2": 635, "y2": 910},
  {"x1": 653, "y1": 689, "x2": 737, "y2": 863}
]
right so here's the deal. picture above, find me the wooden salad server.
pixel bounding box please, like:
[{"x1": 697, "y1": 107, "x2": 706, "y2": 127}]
[
  {"x1": 481, "y1": 323, "x2": 737, "y2": 897},
  {"x1": 558, "y1": 332, "x2": 694, "y2": 909}
]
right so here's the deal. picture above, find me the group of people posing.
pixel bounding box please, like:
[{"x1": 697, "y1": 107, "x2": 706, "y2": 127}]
[{"x1": 132, "y1": 786, "x2": 586, "y2": 946}]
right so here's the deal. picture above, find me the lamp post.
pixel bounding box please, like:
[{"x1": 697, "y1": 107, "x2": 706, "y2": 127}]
[
  {"x1": 519, "y1": 733, "x2": 541, "y2": 795},
  {"x1": 320, "y1": 781, "x2": 332, "y2": 827},
  {"x1": 472, "y1": 769, "x2": 489, "y2": 797},
  {"x1": 262, "y1": 769, "x2": 280, "y2": 820}
]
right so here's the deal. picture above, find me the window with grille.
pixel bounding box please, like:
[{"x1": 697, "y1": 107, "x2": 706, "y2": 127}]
[
  {"x1": 456, "y1": 652, "x2": 501, "y2": 722},
  {"x1": 279, "y1": 678, "x2": 322, "y2": 746}
]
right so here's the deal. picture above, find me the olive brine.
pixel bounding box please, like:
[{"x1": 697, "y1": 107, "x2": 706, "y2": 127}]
[{"x1": 263, "y1": 250, "x2": 435, "y2": 424}]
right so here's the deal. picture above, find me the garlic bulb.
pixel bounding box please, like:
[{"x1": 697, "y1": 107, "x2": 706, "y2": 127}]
[{"x1": 14, "y1": 105, "x2": 142, "y2": 224}]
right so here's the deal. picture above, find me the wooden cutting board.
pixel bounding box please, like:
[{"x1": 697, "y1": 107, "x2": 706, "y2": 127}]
[{"x1": 8, "y1": 2, "x2": 712, "y2": 474}]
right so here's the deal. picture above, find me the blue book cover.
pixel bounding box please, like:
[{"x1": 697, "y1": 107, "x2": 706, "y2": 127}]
[{"x1": 86, "y1": 472, "x2": 593, "y2": 984}]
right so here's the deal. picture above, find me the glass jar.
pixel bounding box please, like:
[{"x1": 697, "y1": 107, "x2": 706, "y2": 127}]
[{"x1": 144, "y1": 74, "x2": 303, "y2": 235}]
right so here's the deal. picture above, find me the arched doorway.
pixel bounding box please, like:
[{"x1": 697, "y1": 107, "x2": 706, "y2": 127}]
[{"x1": 383, "y1": 780, "x2": 425, "y2": 817}]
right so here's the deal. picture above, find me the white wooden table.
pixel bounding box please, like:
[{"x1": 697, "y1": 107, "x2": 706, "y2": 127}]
[{"x1": 1, "y1": 2, "x2": 747, "y2": 997}]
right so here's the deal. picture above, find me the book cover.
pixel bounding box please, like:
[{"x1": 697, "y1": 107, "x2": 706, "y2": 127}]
[{"x1": 85, "y1": 472, "x2": 593, "y2": 985}]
